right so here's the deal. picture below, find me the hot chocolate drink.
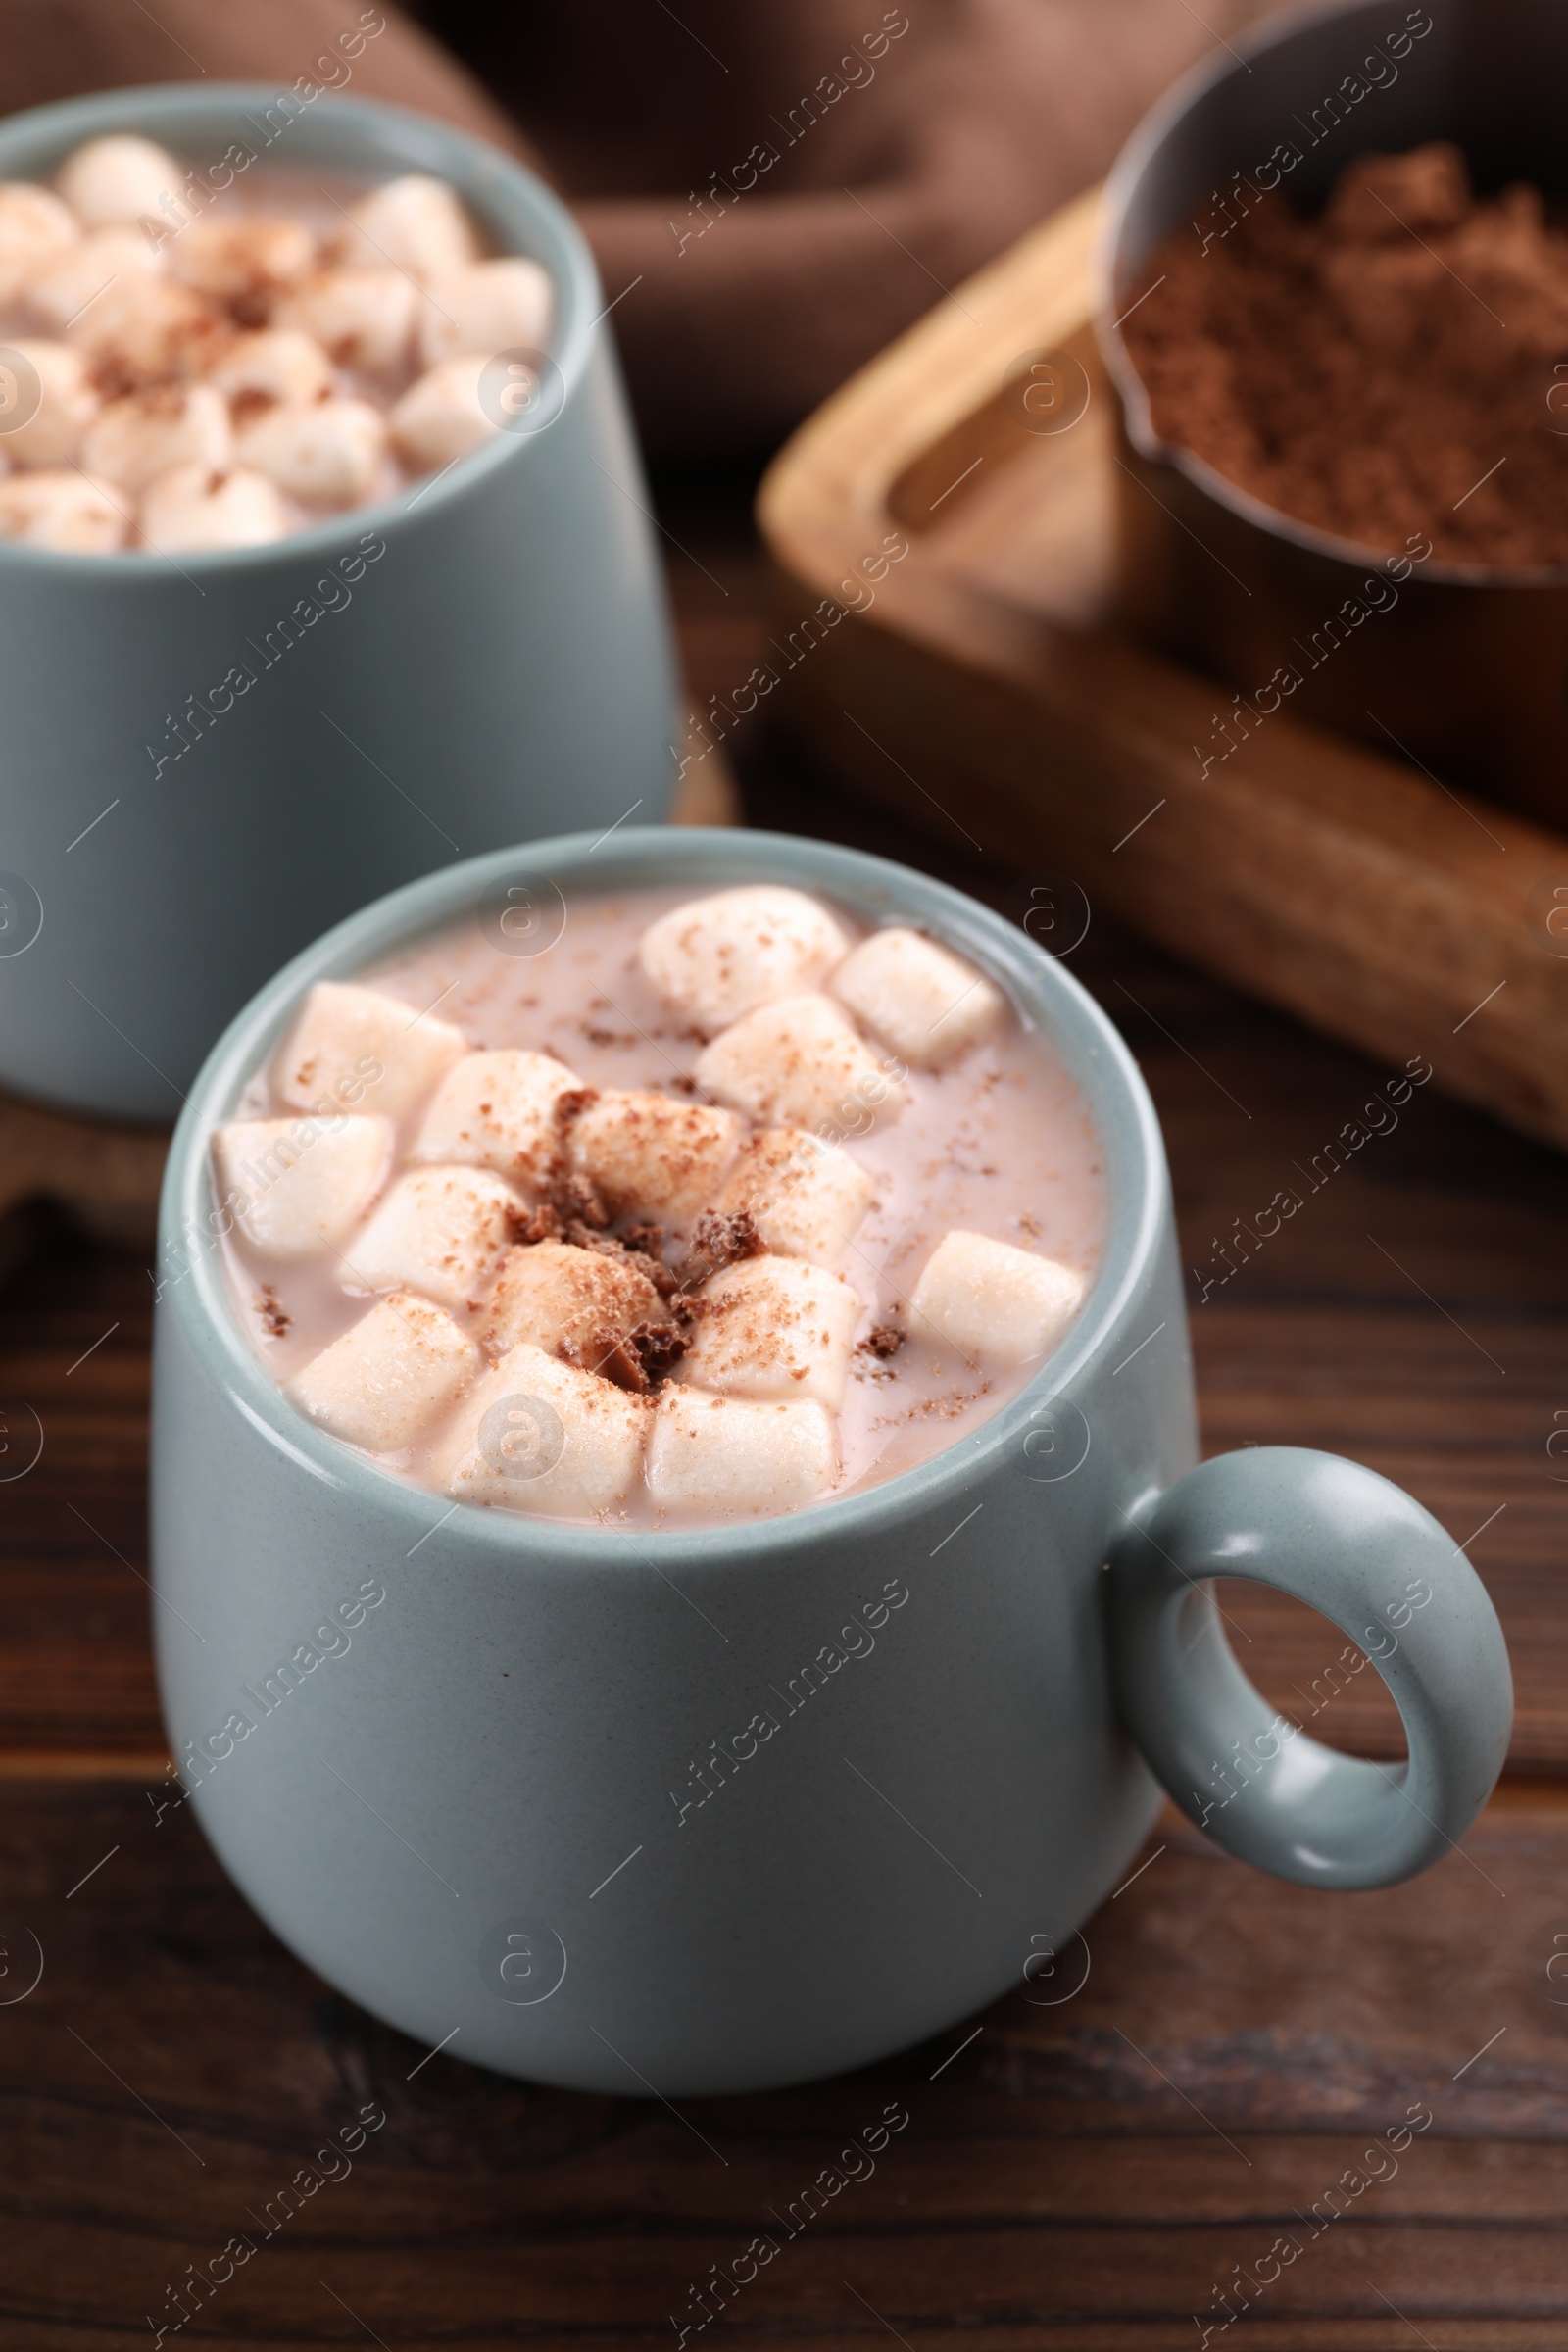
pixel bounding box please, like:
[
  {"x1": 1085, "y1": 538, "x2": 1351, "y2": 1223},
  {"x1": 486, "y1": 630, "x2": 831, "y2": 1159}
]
[
  {"x1": 212, "y1": 886, "x2": 1103, "y2": 1526},
  {"x1": 0, "y1": 133, "x2": 552, "y2": 552}
]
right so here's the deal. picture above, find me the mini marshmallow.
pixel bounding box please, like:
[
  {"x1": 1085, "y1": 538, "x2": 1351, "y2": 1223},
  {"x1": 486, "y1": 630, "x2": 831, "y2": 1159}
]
[
  {"x1": 639, "y1": 886, "x2": 850, "y2": 1035},
  {"x1": 682, "y1": 1255, "x2": 862, "y2": 1409},
  {"x1": 211, "y1": 327, "x2": 333, "y2": 407},
  {"x1": 212, "y1": 1115, "x2": 392, "y2": 1257},
  {"x1": 646, "y1": 1390, "x2": 837, "y2": 1518},
  {"x1": 695, "y1": 996, "x2": 906, "y2": 1135},
  {"x1": 388, "y1": 353, "x2": 499, "y2": 471},
  {"x1": 67, "y1": 273, "x2": 228, "y2": 383},
  {"x1": 139, "y1": 463, "x2": 287, "y2": 552},
  {"x1": 344, "y1": 1164, "x2": 523, "y2": 1310},
  {"x1": 0, "y1": 340, "x2": 98, "y2": 466},
  {"x1": 435, "y1": 1342, "x2": 647, "y2": 1516},
  {"x1": 417, "y1": 257, "x2": 553, "y2": 368},
  {"x1": 277, "y1": 981, "x2": 466, "y2": 1122},
  {"x1": 910, "y1": 1230, "x2": 1086, "y2": 1365},
  {"x1": 56, "y1": 135, "x2": 179, "y2": 229},
  {"x1": 408, "y1": 1049, "x2": 581, "y2": 1190},
  {"x1": 169, "y1": 215, "x2": 317, "y2": 306},
  {"x1": 275, "y1": 268, "x2": 416, "y2": 378},
  {"x1": 339, "y1": 174, "x2": 479, "y2": 280},
  {"x1": 0, "y1": 183, "x2": 78, "y2": 305},
  {"x1": 570, "y1": 1089, "x2": 742, "y2": 1222},
  {"x1": 0, "y1": 469, "x2": 126, "y2": 552},
  {"x1": 289, "y1": 1290, "x2": 479, "y2": 1453},
  {"x1": 234, "y1": 395, "x2": 387, "y2": 506},
  {"x1": 831, "y1": 927, "x2": 1004, "y2": 1070},
  {"x1": 82, "y1": 381, "x2": 230, "y2": 492},
  {"x1": 713, "y1": 1127, "x2": 874, "y2": 1268},
  {"x1": 478, "y1": 1241, "x2": 662, "y2": 1364},
  {"x1": 27, "y1": 226, "x2": 160, "y2": 332}
]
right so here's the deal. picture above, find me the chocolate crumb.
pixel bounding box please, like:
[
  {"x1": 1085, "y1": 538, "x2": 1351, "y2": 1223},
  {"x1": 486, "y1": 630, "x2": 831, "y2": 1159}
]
[
  {"x1": 564, "y1": 1311, "x2": 692, "y2": 1394},
  {"x1": 255, "y1": 1283, "x2": 291, "y2": 1339},
  {"x1": 564, "y1": 1325, "x2": 652, "y2": 1394},
  {"x1": 558, "y1": 1169, "x2": 611, "y2": 1230},
  {"x1": 859, "y1": 1316, "x2": 906, "y2": 1361},
  {"x1": 553, "y1": 1087, "x2": 599, "y2": 1132},
  {"x1": 509, "y1": 1200, "x2": 562, "y2": 1245},
  {"x1": 631, "y1": 1317, "x2": 691, "y2": 1383},
  {"x1": 229, "y1": 385, "x2": 276, "y2": 426},
  {"x1": 678, "y1": 1207, "x2": 764, "y2": 1291}
]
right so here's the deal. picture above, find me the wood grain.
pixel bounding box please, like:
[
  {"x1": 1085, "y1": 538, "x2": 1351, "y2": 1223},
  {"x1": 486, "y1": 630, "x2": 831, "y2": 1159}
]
[
  {"x1": 0, "y1": 1776, "x2": 1562, "y2": 2349},
  {"x1": 757, "y1": 191, "x2": 1568, "y2": 1157}
]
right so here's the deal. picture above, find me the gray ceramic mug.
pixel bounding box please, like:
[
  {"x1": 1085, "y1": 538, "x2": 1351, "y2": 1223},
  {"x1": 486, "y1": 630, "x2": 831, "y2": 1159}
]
[
  {"x1": 0, "y1": 84, "x2": 676, "y2": 1122},
  {"x1": 151, "y1": 829, "x2": 1513, "y2": 2096}
]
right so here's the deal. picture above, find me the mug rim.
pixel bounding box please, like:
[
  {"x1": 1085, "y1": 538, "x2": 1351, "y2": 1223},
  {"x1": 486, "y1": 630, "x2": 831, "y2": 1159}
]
[
  {"x1": 1093, "y1": 0, "x2": 1568, "y2": 590},
  {"x1": 159, "y1": 828, "x2": 1170, "y2": 1565},
  {"x1": 0, "y1": 79, "x2": 596, "y2": 576}
]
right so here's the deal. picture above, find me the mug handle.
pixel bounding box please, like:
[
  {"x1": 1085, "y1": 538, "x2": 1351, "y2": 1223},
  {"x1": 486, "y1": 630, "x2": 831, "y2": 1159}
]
[{"x1": 1105, "y1": 1446, "x2": 1513, "y2": 1889}]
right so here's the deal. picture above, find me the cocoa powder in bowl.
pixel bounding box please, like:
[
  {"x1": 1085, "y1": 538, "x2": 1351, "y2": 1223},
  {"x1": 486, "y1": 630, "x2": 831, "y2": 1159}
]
[{"x1": 1120, "y1": 142, "x2": 1568, "y2": 568}]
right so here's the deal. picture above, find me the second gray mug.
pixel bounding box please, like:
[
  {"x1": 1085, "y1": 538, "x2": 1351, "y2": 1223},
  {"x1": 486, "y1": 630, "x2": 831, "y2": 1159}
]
[{"x1": 0, "y1": 83, "x2": 676, "y2": 1120}]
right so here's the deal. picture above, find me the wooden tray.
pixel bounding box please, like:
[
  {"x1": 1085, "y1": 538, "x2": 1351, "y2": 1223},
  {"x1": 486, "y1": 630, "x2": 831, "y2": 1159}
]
[{"x1": 759, "y1": 191, "x2": 1568, "y2": 1154}]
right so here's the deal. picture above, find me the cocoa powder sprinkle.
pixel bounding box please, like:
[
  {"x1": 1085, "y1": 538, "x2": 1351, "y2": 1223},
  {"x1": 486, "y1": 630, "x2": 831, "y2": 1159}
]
[{"x1": 1121, "y1": 142, "x2": 1568, "y2": 566}]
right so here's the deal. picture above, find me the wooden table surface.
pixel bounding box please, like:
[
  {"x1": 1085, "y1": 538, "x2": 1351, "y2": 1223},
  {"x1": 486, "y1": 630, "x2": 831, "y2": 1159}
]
[{"x1": 3, "y1": 468, "x2": 1567, "y2": 2347}]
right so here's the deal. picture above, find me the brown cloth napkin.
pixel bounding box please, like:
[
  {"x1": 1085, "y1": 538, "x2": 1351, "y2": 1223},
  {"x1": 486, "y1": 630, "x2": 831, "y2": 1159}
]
[{"x1": 0, "y1": 0, "x2": 1288, "y2": 455}]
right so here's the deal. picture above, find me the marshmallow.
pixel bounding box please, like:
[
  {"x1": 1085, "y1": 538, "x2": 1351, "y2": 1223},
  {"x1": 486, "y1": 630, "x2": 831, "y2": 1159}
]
[
  {"x1": 389, "y1": 353, "x2": 500, "y2": 471},
  {"x1": 831, "y1": 928, "x2": 1005, "y2": 1070},
  {"x1": 478, "y1": 1241, "x2": 662, "y2": 1364},
  {"x1": 682, "y1": 1254, "x2": 861, "y2": 1409},
  {"x1": 639, "y1": 886, "x2": 850, "y2": 1034},
  {"x1": 213, "y1": 1116, "x2": 392, "y2": 1257},
  {"x1": 646, "y1": 1390, "x2": 838, "y2": 1518},
  {"x1": 234, "y1": 395, "x2": 387, "y2": 506},
  {"x1": 695, "y1": 996, "x2": 906, "y2": 1135},
  {"x1": 56, "y1": 135, "x2": 179, "y2": 229},
  {"x1": 570, "y1": 1090, "x2": 742, "y2": 1222},
  {"x1": 343, "y1": 1164, "x2": 523, "y2": 1309},
  {"x1": 408, "y1": 1049, "x2": 581, "y2": 1190},
  {"x1": 910, "y1": 1230, "x2": 1086, "y2": 1365},
  {"x1": 289, "y1": 1290, "x2": 478, "y2": 1453},
  {"x1": 169, "y1": 215, "x2": 317, "y2": 306},
  {"x1": 417, "y1": 257, "x2": 553, "y2": 368},
  {"x1": 27, "y1": 227, "x2": 160, "y2": 331},
  {"x1": 0, "y1": 183, "x2": 78, "y2": 305},
  {"x1": 275, "y1": 268, "x2": 416, "y2": 378},
  {"x1": 338, "y1": 175, "x2": 479, "y2": 280},
  {"x1": 139, "y1": 463, "x2": 287, "y2": 552},
  {"x1": 0, "y1": 468, "x2": 126, "y2": 552},
  {"x1": 211, "y1": 327, "x2": 334, "y2": 408},
  {"x1": 275, "y1": 980, "x2": 467, "y2": 1122},
  {"x1": 435, "y1": 1342, "x2": 647, "y2": 1516},
  {"x1": 0, "y1": 340, "x2": 98, "y2": 466},
  {"x1": 67, "y1": 273, "x2": 228, "y2": 384},
  {"x1": 82, "y1": 381, "x2": 230, "y2": 492},
  {"x1": 713, "y1": 1127, "x2": 874, "y2": 1267}
]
